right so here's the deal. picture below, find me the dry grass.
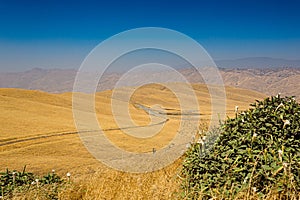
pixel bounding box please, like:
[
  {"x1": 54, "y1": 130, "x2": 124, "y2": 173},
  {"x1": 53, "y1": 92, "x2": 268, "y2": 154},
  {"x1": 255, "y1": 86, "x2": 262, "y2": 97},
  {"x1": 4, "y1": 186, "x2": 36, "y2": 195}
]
[
  {"x1": 58, "y1": 159, "x2": 183, "y2": 200},
  {"x1": 0, "y1": 83, "x2": 267, "y2": 199}
]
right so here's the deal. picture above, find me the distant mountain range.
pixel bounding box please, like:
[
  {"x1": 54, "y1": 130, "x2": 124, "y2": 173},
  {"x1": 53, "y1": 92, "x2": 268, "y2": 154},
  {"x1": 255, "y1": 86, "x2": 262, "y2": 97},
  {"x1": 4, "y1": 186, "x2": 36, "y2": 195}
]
[
  {"x1": 216, "y1": 57, "x2": 300, "y2": 69},
  {"x1": 0, "y1": 57, "x2": 300, "y2": 99},
  {"x1": 0, "y1": 68, "x2": 77, "y2": 93},
  {"x1": 220, "y1": 67, "x2": 300, "y2": 98}
]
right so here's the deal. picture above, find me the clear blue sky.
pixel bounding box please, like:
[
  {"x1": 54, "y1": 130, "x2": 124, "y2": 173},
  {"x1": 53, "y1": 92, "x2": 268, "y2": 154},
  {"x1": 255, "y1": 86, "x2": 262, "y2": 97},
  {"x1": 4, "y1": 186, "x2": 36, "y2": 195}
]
[{"x1": 1, "y1": 0, "x2": 300, "y2": 71}]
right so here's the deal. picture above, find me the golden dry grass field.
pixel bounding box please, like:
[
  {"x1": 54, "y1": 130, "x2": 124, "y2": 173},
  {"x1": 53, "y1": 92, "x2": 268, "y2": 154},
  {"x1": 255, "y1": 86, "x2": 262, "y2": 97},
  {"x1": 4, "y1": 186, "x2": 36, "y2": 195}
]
[{"x1": 0, "y1": 83, "x2": 266, "y2": 199}]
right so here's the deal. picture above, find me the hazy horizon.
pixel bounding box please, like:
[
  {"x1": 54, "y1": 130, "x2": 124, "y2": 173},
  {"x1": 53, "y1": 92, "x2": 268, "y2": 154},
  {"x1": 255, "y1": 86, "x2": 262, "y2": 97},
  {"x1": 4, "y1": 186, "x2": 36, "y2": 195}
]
[{"x1": 1, "y1": 56, "x2": 300, "y2": 73}]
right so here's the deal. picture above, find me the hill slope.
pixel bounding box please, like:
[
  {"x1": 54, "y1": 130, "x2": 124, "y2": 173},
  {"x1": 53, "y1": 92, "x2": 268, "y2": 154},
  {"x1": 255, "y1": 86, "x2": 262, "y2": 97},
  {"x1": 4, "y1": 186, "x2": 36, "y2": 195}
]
[
  {"x1": 0, "y1": 84, "x2": 265, "y2": 170},
  {"x1": 0, "y1": 84, "x2": 266, "y2": 198}
]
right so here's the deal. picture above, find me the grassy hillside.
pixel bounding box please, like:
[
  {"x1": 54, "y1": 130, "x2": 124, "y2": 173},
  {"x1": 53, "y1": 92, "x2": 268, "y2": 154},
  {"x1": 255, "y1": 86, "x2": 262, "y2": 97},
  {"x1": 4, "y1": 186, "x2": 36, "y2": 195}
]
[{"x1": 0, "y1": 84, "x2": 266, "y2": 199}]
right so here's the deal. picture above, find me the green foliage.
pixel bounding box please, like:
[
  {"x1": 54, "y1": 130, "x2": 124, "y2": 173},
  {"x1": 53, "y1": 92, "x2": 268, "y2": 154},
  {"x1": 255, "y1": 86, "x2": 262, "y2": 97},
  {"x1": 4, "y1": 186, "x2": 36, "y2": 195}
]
[
  {"x1": 181, "y1": 95, "x2": 300, "y2": 199},
  {"x1": 0, "y1": 166, "x2": 64, "y2": 199}
]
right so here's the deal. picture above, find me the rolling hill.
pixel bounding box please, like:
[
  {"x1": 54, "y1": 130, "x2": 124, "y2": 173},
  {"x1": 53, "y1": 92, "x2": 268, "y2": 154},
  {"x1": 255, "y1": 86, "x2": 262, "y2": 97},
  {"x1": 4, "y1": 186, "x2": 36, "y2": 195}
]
[{"x1": 0, "y1": 84, "x2": 266, "y2": 198}]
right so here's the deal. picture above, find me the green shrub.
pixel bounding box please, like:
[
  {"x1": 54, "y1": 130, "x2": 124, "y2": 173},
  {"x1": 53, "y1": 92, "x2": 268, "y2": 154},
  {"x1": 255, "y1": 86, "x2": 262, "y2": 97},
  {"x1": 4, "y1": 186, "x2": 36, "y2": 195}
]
[
  {"x1": 181, "y1": 95, "x2": 300, "y2": 199},
  {"x1": 0, "y1": 166, "x2": 64, "y2": 199}
]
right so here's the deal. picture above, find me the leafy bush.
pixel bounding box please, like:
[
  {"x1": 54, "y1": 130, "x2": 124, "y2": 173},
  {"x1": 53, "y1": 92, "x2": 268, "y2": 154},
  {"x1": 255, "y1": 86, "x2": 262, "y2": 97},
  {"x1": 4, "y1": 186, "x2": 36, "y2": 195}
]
[
  {"x1": 0, "y1": 166, "x2": 64, "y2": 199},
  {"x1": 181, "y1": 95, "x2": 300, "y2": 199}
]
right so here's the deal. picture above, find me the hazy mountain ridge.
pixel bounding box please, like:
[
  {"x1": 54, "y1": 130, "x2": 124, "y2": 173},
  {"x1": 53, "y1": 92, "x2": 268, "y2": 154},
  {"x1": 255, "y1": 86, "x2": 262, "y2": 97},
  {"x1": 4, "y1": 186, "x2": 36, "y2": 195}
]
[
  {"x1": 216, "y1": 57, "x2": 300, "y2": 69},
  {"x1": 0, "y1": 68, "x2": 77, "y2": 93},
  {"x1": 0, "y1": 66, "x2": 299, "y2": 99},
  {"x1": 220, "y1": 68, "x2": 300, "y2": 98}
]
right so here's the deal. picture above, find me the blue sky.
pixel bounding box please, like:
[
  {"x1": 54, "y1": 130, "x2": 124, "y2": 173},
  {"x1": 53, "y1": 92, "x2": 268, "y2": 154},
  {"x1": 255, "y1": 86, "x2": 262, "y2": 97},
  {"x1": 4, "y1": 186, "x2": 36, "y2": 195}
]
[{"x1": 0, "y1": 0, "x2": 300, "y2": 71}]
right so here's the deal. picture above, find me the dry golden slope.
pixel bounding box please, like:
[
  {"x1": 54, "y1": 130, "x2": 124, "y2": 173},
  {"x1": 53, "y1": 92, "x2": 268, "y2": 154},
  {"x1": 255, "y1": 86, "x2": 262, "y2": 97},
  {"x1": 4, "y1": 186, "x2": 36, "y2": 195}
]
[{"x1": 0, "y1": 83, "x2": 266, "y2": 199}]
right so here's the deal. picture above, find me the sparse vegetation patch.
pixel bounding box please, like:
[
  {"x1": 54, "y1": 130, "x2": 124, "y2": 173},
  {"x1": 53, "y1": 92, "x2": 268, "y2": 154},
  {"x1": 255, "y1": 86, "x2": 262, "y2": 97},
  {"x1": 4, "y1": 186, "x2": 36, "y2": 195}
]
[{"x1": 0, "y1": 166, "x2": 64, "y2": 199}]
